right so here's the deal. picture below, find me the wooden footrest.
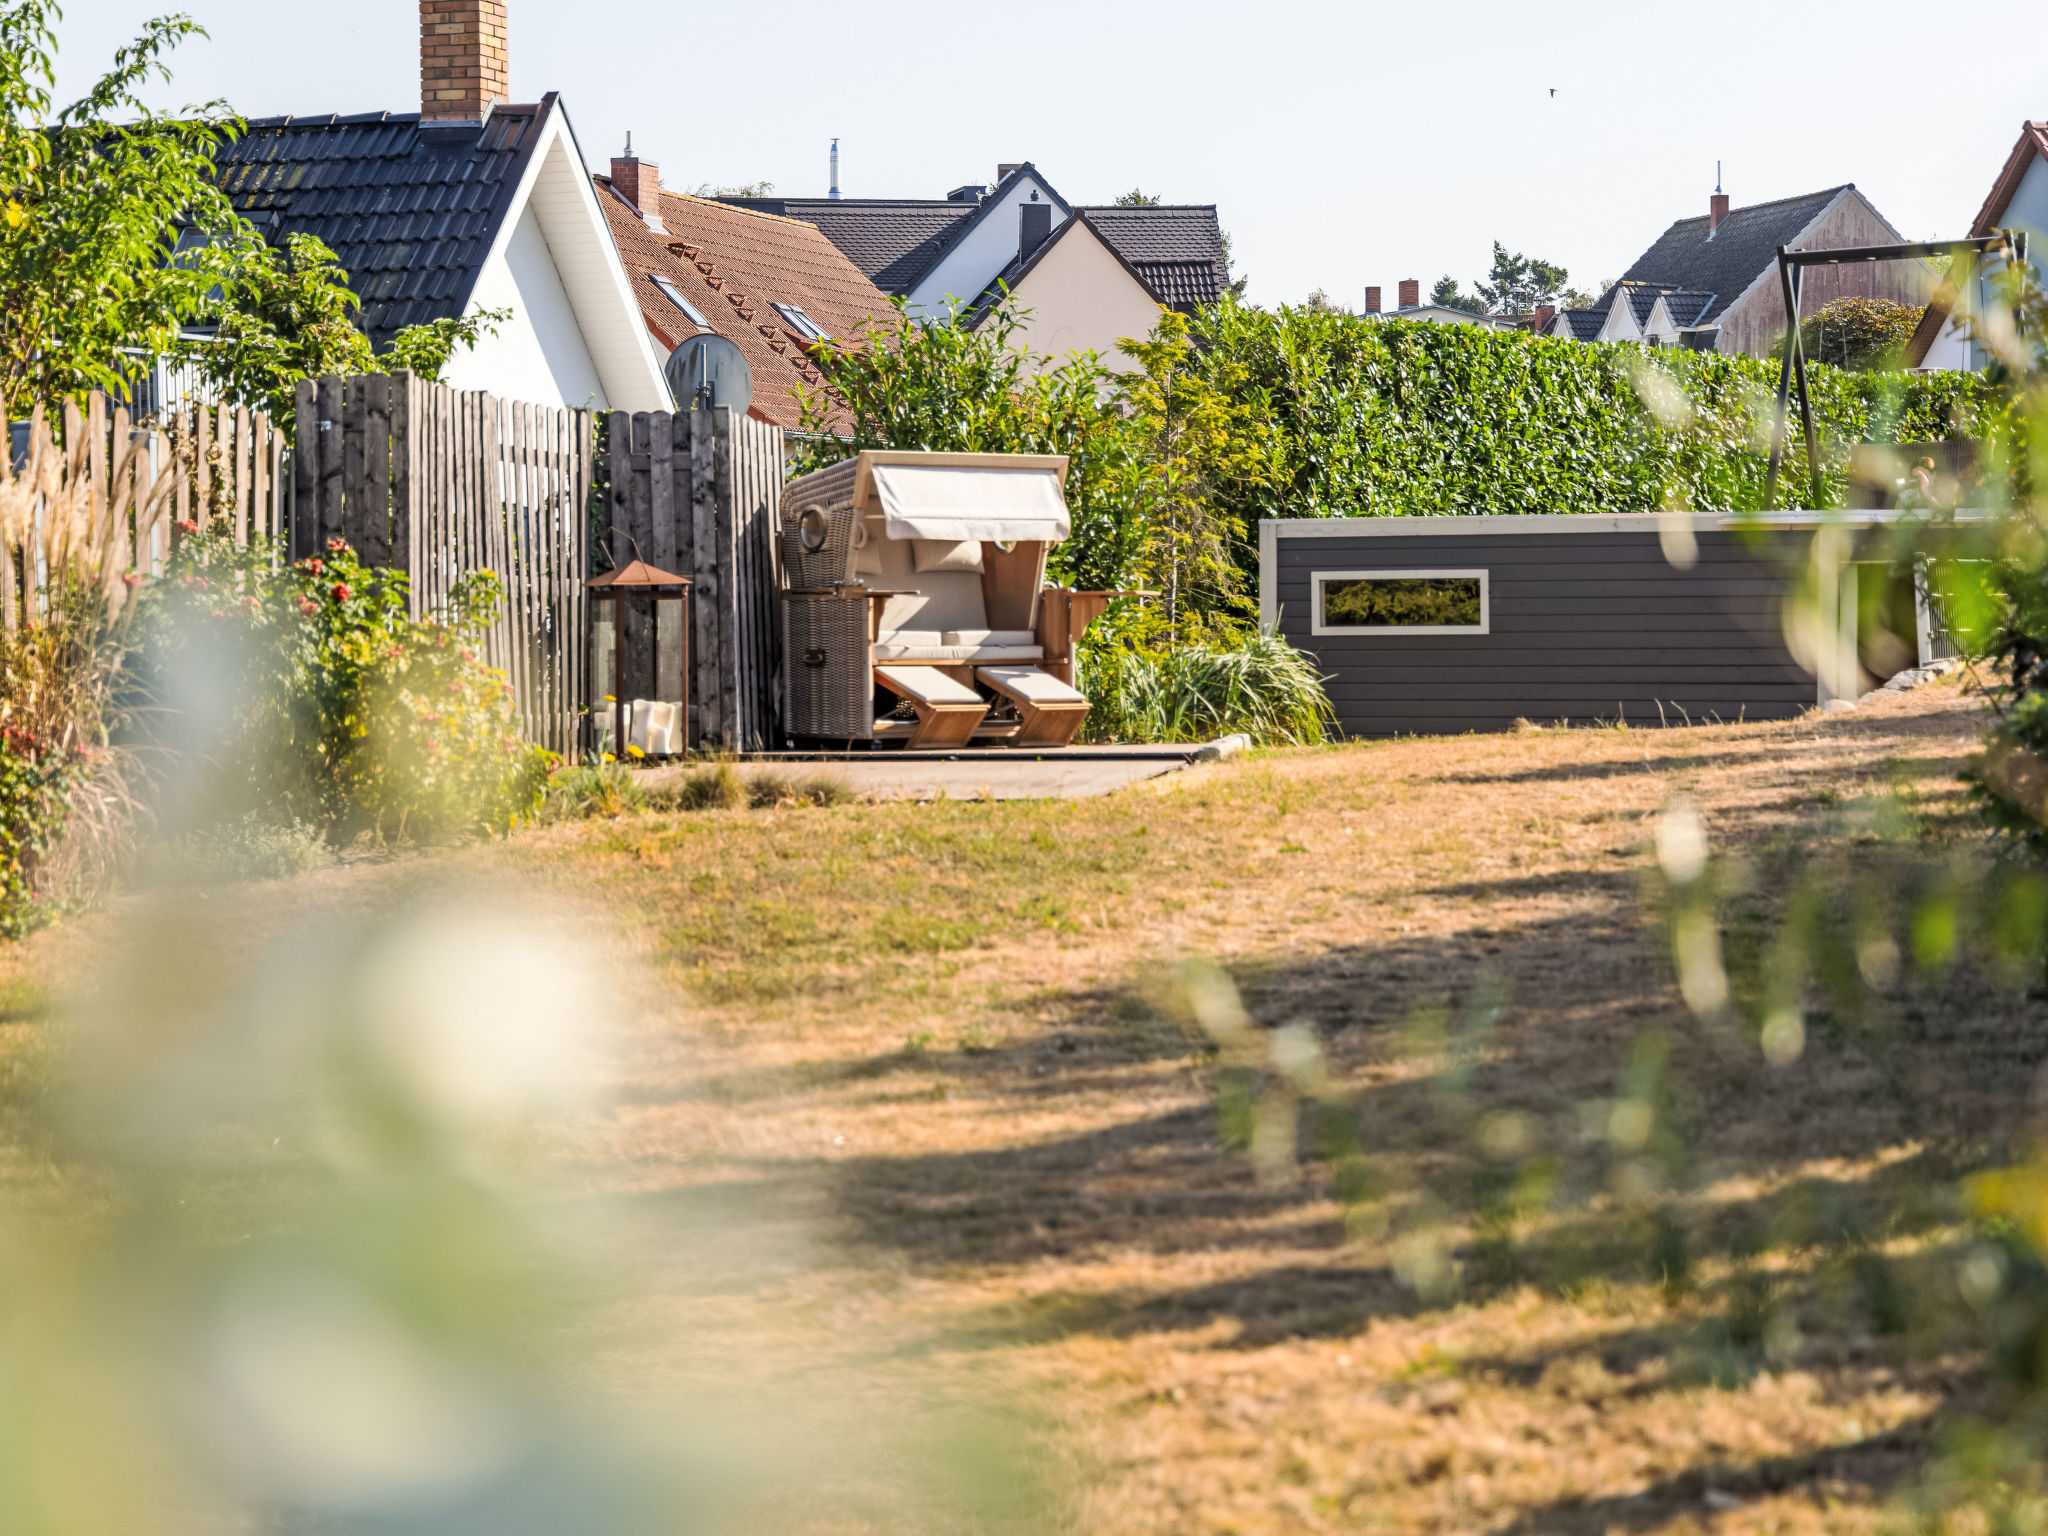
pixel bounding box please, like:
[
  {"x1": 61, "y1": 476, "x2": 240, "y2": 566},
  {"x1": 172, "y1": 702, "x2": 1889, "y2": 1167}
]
[
  {"x1": 975, "y1": 665, "x2": 1090, "y2": 747},
  {"x1": 876, "y1": 664, "x2": 989, "y2": 748}
]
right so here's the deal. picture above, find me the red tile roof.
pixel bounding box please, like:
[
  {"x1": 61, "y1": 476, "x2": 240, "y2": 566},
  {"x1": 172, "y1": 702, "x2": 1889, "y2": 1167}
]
[{"x1": 594, "y1": 176, "x2": 897, "y2": 431}]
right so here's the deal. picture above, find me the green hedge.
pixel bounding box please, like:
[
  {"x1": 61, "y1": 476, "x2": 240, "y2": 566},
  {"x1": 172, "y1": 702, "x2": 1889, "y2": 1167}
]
[{"x1": 1185, "y1": 300, "x2": 2001, "y2": 523}]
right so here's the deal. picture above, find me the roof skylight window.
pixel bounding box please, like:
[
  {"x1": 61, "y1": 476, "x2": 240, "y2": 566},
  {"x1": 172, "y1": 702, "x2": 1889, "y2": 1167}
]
[
  {"x1": 771, "y1": 302, "x2": 830, "y2": 341},
  {"x1": 651, "y1": 275, "x2": 710, "y2": 330}
]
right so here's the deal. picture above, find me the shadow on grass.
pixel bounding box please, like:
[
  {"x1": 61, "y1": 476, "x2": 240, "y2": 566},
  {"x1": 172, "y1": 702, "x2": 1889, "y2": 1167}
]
[{"x1": 1483, "y1": 1411, "x2": 1941, "y2": 1535}]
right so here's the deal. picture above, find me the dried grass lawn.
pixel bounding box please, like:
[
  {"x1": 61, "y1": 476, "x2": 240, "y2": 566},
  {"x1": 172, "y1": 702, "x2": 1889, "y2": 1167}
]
[{"x1": 5, "y1": 677, "x2": 2029, "y2": 1534}]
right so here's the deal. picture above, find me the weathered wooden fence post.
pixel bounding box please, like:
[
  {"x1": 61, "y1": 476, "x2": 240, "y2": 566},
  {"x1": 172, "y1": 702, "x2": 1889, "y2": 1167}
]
[
  {"x1": 288, "y1": 372, "x2": 590, "y2": 754},
  {"x1": 594, "y1": 404, "x2": 783, "y2": 751}
]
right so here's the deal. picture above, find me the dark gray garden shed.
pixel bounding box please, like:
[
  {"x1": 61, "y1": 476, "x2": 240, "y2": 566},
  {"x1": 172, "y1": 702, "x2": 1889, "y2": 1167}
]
[{"x1": 1260, "y1": 511, "x2": 1956, "y2": 738}]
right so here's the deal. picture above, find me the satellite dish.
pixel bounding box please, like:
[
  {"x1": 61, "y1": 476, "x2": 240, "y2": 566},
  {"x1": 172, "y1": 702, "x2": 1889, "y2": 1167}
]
[{"x1": 664, "y1": 333, "x2": 753, "y2": 413}]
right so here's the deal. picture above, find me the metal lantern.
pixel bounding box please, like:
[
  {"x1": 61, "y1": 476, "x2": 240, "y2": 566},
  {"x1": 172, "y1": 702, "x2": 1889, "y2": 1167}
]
[{"x1": 584, "y1": 559, "x2": 692, "y2": 759}]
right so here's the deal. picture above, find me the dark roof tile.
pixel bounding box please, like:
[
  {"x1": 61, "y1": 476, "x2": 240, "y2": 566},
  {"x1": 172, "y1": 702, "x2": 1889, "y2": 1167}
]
[
  {"x1": 1606, "y1": 186, "x2": 1863, "y2": 328},
  {"x1": 727, "y1": 181, "x2": 1228, "y2": 308},
  {"x1": 211, "y1": 103, "x2": 548, "y2": 350}
]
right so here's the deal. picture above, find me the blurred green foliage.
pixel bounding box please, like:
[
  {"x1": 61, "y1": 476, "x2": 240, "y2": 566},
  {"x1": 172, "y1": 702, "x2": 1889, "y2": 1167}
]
[
  {"x1": 131, "y1": 532, "x2": 551, "y2": 843},
  {"x1": 0, "y1": 891, "x2": 1059, "y2": 1534}
]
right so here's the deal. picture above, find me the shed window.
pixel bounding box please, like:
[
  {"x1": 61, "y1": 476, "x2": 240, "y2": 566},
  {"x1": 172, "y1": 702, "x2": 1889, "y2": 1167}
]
[
  {"x1": 651, "y1": 275, "x2": 710, "y2": 330},
  {"x1": 1312, "y1": 570, "x2": 1489, "y2": 635},
  {"x1": 772, "y1": 302, "x2": 829, "y2": 340}
]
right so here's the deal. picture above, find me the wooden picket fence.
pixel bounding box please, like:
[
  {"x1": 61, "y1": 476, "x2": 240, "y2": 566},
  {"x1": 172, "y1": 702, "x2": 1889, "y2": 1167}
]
[
  {"x1": 293, "y1": 372, "x2": 593, "y2": 755},
  {"x1": 0, "y1": 394, "x2": 290, "y2": 605},
  {"x1": 604, "y1": 406, "x2": 784, "y2": 751},
  {"x1": 164, "y1": 398, "x2": 289, "y2": 544}
]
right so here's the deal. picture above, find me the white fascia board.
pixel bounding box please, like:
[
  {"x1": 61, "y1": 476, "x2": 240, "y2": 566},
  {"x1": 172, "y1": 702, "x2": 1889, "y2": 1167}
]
[
  {"x1": 1259, "y1": 517, "x2": 1277, "y2": 631},
  {"x1": 907, "y1": 172, "x2": 1067, "y2": 318},
  {"x1": 1262, "y1": 509, "x2": 1993, "y2": 537},
  {"x1": 474, "y1": 102, "x2": 673, "y2": 411}
]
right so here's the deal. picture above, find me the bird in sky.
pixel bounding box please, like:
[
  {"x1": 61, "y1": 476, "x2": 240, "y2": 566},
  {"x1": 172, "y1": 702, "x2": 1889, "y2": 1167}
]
[{"x1": 1549, "y1": 88, "x2": 1557, "y2": 97}]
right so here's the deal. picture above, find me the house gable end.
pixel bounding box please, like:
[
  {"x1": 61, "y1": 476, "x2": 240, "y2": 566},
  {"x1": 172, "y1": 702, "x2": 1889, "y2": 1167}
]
[
  {"x1": 906, "y1": 165, "x2": 1073, "y2": 317},
  {"x1": 1972, "y1": 122, "x2": 2048, "y2": 237},
  {"x1": 452, "y1": 97, "x2": 670, "y2": 410}
]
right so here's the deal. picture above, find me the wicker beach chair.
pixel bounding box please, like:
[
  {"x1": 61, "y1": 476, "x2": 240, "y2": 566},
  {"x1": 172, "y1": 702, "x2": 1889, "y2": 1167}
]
[{"x1": 777, "y1": 451, "x2": 1116, "y2": 748}]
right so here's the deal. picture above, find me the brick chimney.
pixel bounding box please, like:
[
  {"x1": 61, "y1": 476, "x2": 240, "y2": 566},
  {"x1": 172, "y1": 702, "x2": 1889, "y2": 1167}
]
[
  {"x1": 1398, "y1": 278, "x2": 1419, "y2": 310},
  {"x1": 1364, "y1": 286, "x2": 1381, "y2": 315},
  {"x1": 1534, "y1": 304, "x2": 1556, "y2": 333},
  {"x1": 1709, "y1": 190, "x2": 1729, "y2": 233},
  {"x1": 611, "y1": 135, "x2": 663, "y2": 229},
  {"x1": 421, "y1": 0, "x2": 507, "y2": 121}
]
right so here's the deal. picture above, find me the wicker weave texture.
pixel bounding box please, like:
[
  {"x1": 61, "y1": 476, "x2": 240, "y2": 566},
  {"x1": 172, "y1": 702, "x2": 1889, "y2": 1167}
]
[
  {"x1": 780, "y1": 458, "x2": 861, "y2": 588},
  {"x1": 781, "y1": 594, "x2": 873, "y2": 739}
]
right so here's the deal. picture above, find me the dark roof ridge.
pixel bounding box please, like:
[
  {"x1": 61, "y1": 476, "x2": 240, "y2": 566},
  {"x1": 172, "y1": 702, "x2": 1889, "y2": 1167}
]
[
  {"x1": 661, "y1": 191, "x2": 838, "y2": 230},
  {"x1": 237, "y1": 106, "x2": 566, "y2": 131},
  {"x1": 755, "y1": 196, "x2": 985, "y2": 208},
  {"x1": 1658, "y1": 183, "x2": 1853, "y2": 232}
]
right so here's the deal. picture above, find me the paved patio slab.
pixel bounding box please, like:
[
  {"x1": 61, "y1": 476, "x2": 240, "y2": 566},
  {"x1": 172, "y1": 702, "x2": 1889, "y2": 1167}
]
[{"x1": 809, "y1": 756, "x2": 1187, "y2": 801}]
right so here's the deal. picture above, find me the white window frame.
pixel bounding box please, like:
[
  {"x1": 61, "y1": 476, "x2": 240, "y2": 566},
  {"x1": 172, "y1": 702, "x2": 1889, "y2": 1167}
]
[
  {"x1": 651, "y1": 275, "x2": 710, "y2": 331},
  {"x1": 1310, "y1": 568, "x2": 1491, "y2": 636},
  {"x1": 772, "y1": 301, "x2": 830, "y2": 341}
]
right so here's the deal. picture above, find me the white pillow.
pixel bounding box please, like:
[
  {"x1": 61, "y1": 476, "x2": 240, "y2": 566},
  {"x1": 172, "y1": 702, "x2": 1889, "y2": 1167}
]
[{"x1": 912, "y1": 538, "x2": 984, "y2": 574}]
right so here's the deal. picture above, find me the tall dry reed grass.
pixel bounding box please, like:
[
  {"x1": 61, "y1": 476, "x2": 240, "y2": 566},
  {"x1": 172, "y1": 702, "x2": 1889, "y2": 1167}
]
[{"x1": 0, "y1": 403, "x2": 174, "y2": 924}]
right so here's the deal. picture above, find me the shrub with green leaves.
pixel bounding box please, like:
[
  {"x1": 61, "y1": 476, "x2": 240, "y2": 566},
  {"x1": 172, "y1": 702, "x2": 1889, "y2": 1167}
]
[
  {"x1": 134, "y1": 532, "x2": 550, "y2": 842},
  {"x1": 1785, "y1": 297, "x2": 1928, "y2": 372},
  {"x1": 1182, "y1": 297, "x2": 1999, "y2": 533}
]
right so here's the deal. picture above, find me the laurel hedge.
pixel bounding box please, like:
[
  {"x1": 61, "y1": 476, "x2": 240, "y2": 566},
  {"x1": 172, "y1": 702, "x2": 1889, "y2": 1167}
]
[{"x1": 1184, "y1": 299, "x2": 2001, "y2": 523}]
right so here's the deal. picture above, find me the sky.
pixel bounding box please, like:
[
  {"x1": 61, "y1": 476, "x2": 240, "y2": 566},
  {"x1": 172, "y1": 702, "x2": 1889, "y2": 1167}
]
[{"x1": 52, "y1": 0, "x2": 2048, "y2": 311}]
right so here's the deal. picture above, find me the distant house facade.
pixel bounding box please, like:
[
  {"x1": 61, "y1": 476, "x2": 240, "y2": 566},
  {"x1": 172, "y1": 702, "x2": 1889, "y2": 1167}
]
[
  {"x1": 593, "y1": 147, "x2": 899, "y2": 430},
  {"x1": 210, "y1": 7, "x2": 670, "y2": 411},
  {"x1": 1362, "y1": 281, "x2": 1522, "y2": 332},
  {"x1": 1546, "y1": 184, "x2": 1928, "y2": 358},
  {"x1": 1908, "y1": 121, "x2": 2048, "y2": 372},
  {"x1": 960, "y1": 210, "x2": 1169, "y2": 364},
  {"x1": 724, "y1": 165, "x2": 1228, "y2": 370}
]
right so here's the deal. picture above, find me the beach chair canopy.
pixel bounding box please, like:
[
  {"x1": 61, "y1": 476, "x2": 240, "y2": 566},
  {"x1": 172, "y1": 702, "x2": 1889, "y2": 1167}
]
[{"x1": 852, "y1": 451, "x2": 1071, "y2": 543}]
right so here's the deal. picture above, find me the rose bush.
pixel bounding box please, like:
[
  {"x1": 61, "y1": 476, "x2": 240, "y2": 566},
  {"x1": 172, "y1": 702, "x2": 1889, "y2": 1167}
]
[{"x1": 132, "y1": 532, "x2": 550, "y2": 842}]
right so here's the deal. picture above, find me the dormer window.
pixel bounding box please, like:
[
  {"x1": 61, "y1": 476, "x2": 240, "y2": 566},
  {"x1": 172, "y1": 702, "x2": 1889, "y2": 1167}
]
[
  {"x1": 651, "y1": 275, "x2": 710, "y2": 331},
  {"x1": 772, "y1": 302, "x2": 829, "y2": 341}
]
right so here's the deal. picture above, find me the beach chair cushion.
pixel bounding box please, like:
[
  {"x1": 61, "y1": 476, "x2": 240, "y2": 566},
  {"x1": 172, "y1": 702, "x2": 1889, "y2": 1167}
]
[
  {"x1": 874, "y1": 629, "x2": 1044, "y2": 661},
  {"x1": 874, "y1": 665, "x2": 984, "y2": 706},
  {"x1": 976, "y1": 666, "x2": 1088, "y2": 706},
  {"x1": 877, "y1": 570, "x2": 989, "y2": 636},
  {"x1": 912, "y1": 538, "x2": 985, "y2": 573}
]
